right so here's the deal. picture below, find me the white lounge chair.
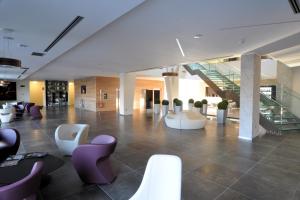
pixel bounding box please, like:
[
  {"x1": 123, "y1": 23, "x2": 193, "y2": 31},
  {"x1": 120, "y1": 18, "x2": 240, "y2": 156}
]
[
  {"x1": 130, "y1": 154, "x2": 182, "y2": 200},
  {"x1": 55, "y1": 124, "x2": 89, "y2": 155},
  {"x1": 165, "y1": 111, "x2": 206, "y2": 129},
  {"x1": 0, "y1": 108, "x2": 15, "y2": 123}
]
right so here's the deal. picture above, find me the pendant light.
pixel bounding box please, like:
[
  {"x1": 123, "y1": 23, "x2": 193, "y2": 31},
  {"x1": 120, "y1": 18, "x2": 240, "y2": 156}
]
[{"x1": 0, "y1": 29, "x2": 21, "y2": 68}]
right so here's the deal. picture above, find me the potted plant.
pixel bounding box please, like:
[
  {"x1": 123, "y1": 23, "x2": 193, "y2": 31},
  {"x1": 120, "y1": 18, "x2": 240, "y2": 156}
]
[
  {"x1": 217, "y1": 100, "x2": 228, "y2": 124},
  {"x1": 188, "y1": 99, "x2": 194, "y2": 110},
  {"x1": 154, "y1": 99, "x2": 161, "y2": 114},
  {"x1": 161, "y1": 100, "x2": 169, "y2": 116},
  {"x1": 201, "y1": 99, "x2": 208, "y2": 115},
  {"x1": 194, "y1": 101, "x2": 202, "y2": 113},
  {"x1": 173, "y1": 98, "x2": 179, "y2": 112},
  {"x1": 174, "y1": 99, "x2": 182, "y2": 113}
]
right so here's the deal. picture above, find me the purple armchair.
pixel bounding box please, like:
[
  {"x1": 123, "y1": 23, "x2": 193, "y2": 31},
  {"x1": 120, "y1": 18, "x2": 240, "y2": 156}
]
[
  {"x1": 72, "y1": 135, "x2": 117, "y2": 184},
  {"x1": 13, "y1": 104, "x2": 25, "y2": 118},
  {"x1": 0, "y1": 161, "x2": 44, "y2": 200},
  {"x1": 25, "y1": 103, "x2": 35, "y2": 113},
  {"x1": 30, "y1": 106, "x2": 43, "y2": 119},
  {"x1": 0, "y1": 128, "x2": 20, "y2": 162}
]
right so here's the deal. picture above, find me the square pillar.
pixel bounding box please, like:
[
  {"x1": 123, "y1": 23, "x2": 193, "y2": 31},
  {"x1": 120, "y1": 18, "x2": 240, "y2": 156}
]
[
  {"x1": 164, "y1": 76, "x2": 179, "y2": 108},
  {"x1": 239, "y1": 53, "x2": 261, "y2": 140},
  {"x1": 119, "y1": 73, "x2": 136, "y2": 115}
]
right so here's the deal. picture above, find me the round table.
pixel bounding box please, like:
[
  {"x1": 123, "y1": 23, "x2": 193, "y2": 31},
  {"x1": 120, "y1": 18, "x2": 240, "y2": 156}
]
[{"x1": 0, "y1": 154, "x2": 64, "y2": 186}]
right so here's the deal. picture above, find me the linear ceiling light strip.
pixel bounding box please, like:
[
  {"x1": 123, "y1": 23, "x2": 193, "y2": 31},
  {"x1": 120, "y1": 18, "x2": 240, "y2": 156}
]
[{"x1": 44, "y1": 16, "x2": 84, "y2": 52}]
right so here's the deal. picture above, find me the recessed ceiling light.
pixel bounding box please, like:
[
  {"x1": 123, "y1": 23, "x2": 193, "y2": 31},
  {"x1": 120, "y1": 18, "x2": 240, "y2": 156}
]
[{"x1": 193, "y1": 34, "x2": 203, "y2": 39}]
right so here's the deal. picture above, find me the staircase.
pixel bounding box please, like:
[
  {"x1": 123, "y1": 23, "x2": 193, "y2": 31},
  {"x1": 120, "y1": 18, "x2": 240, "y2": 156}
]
[{"x1": 184, "y1": 63, "x2": 300, "y2": 132}]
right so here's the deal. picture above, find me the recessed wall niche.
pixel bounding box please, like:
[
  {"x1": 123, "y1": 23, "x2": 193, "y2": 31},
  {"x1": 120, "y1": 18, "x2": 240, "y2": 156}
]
[{"x1": 46, "y1": 80, "x2": 68, "y2": 107}]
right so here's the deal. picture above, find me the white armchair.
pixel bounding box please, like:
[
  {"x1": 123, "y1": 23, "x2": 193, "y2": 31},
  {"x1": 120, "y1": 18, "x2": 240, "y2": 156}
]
[
  {"x1": 55, "y1": 124, "x2": 89, "y2": 155},
  {"x1": 130, "y1": 154, "x2": 182, "y2": 200},
  {"x1": 0, "y1": 108, "x2": 15, "y2": 123}
]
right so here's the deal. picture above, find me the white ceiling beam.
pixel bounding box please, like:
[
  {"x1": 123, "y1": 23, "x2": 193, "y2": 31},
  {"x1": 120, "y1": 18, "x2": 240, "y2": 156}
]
[{"x1": 246, "y1": 31, "x2": 300, "y2": 55}]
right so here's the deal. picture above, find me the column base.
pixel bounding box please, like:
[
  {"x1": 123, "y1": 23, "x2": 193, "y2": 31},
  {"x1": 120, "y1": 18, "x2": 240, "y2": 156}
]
[{"x1": 238, "y1": 135, "x2": 253, "y2": 141}]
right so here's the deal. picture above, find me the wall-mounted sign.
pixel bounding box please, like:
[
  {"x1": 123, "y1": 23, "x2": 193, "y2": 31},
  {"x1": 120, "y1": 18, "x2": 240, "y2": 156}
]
[{"x1": 81, "y1": 85, "x2": 86, "y2": 94}]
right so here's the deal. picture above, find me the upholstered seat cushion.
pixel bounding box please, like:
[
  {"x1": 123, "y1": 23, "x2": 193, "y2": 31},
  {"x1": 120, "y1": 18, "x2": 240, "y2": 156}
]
[{"x1": 0, "y1": 141, "x2": 9, "y2": 149}]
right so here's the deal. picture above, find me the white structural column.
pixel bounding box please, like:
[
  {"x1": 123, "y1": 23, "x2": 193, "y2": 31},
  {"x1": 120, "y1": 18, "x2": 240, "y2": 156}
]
[
  {"x1": 239, "y1": 53, "x2": 261, "y2": 140},
  {"x1": 119, "y1": 73, "x2": 136, "y2": 115},
  {"x1": 164, "y1": 76, "x2": 179, "y2": 108}
]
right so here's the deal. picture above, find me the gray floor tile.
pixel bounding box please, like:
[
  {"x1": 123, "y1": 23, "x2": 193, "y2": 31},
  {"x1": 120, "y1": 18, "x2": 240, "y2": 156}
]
[
  {"x1": 216, "y1": 189, "x2": 252, "y2": 200},
  {"x1": 248, "y1": 163, "x2": 300, "y2": 191},
  {"x1": 99, "y1": 172, "x2": 141, "y2": 200},
  {"x1": 183, "y1": 172, "x2": 226, "y2": 200},
  {"x1": 2, "y1": 107, "x2": 300, "y2": 200},
  {"x1": 193, "y1": 163, "x2": 244, "y2": 187},
  {"x1": 231, "y1": 174, "x2": 295, "y2": 200}
]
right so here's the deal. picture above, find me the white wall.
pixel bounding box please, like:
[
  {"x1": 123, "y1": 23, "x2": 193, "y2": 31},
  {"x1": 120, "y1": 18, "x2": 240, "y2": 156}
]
[
  {"x1": 179, "y1": 79, "x2": 207, "y2": 110},
  {"x1": 291, "y1": 67, "x2": 300, "y2": 118},
  {"x1": 119, "y1": 73, "x2": 136, "y2": 115},
  {"x1": 16, "y1": 80, "x2": 30, "y2": 102}
]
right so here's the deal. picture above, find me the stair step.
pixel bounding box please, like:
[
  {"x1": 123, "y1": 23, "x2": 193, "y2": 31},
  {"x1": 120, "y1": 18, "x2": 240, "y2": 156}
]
[
  {"x1": 185, "y1": 64, "x2": 300, "y2": 133},
  {"x1": 278, "y1": 124, "x2": 300, "y2": 131}
]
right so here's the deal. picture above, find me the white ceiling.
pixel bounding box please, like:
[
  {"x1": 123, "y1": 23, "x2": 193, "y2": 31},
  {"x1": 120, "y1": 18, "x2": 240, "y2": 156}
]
[
  {"x1": 1, "y1": 0, "x2": 300, "y2": 80},
  {"x1": 269, "y1": 45, "x2": 300, "y2": 67},
  {"x1": 0, "y1": 0, "x2": 145, "y2": 80}
]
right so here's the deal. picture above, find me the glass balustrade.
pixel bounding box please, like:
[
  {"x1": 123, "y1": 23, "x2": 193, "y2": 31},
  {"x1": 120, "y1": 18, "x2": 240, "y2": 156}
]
[{"x1": 186, "y1": 63, "x2": 300, "y2": 131}]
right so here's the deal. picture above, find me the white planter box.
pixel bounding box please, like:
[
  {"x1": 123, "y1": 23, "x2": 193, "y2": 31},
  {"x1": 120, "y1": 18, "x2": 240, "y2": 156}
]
[
  {"x1": 174, "y1": 106, "x2": 182, "y2": 113},
  {"x1": 154, "y1": 104, "x2": 160, "y2": 114},
  {"x1": 193, "y1": 107, "x2": 201, "y2": 113},
  {"x1": 188, "y1": 103, "x2": 193, "y2": 111},
  {"x1": 201, "y1": 104, "x2": 208, "y2": 115},
  {"x1": 162, "y1": 105, "x2": 168, "y2": 116},
  {"x1": 217, "y1": 109, "x2": 228, "y2": 124}
]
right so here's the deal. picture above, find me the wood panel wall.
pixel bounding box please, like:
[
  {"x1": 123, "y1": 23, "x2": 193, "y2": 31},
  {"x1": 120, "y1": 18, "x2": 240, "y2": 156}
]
[
  {"x1": 96, "y1": 77, "x2": 119, "y2": 111},
  {"x1": 75, "y1": 76, "x2": 164, "y2": 112},
  {"x1": 74, "y1": 77, "x2": 97, "y2": 111},
  {"x1": 134, "y1": 79, "x2": 164, "y2": 109}
]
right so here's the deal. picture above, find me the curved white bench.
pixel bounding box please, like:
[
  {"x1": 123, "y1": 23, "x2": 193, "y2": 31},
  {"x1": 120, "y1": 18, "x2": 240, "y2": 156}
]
[{"x1": 164, "y1": 111, "x2": 206, "y2": 129}]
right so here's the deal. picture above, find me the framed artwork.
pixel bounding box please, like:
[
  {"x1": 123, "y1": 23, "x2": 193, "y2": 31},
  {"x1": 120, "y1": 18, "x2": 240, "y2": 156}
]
[
  {"x1": 81, "y1": 85, "x2": 86, "y2": 94},
  {"x1": 103, "y1": 93, "x2": 108, "y2": 100}
]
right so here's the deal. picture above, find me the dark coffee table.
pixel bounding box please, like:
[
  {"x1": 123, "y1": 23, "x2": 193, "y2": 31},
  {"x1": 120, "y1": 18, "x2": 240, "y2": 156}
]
[{"x1": 0, "y1": 154, "x2": 64, "y2": 186}]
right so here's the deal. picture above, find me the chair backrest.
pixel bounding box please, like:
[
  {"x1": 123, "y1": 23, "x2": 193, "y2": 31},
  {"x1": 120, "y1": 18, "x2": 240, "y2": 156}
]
[
  {"x1": 91, "y1": 135, "x2": 117, "y2": 155},
  {"x1": 130, "y1": 154, "x2": 182, "y2": 200},
  {"x1": 0, "y1": 128, "x2": 20, "y2": 162},
  {"x1": 0, "y1": 128, "x2": 20, "y2": 149},
  {"x1": 56, "y1": 124, "x2": 89, "y2": 143},
  {"x1": 0, "y1": 161, "x2": 44, "y2": 200}
]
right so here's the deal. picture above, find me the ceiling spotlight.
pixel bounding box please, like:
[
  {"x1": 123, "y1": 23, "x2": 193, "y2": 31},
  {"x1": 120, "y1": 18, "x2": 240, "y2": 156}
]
[
  {"x1": 193, "y1": 34, "x2": 203, "y2": 39},
  {"x1": 239, "y1": 38, "x2": 246, "y2": 45}
]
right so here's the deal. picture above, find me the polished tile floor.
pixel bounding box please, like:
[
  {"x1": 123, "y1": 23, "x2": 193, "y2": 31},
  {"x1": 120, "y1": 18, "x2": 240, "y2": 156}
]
[{"x1": 1, "y1": 107, "x2": 300, "y2": 200}]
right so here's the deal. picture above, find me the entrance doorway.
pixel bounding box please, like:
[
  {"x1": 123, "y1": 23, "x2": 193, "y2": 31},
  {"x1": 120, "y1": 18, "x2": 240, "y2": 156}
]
[{"x1": 144, "y1": 89, "x2": 160, "y2": 112}]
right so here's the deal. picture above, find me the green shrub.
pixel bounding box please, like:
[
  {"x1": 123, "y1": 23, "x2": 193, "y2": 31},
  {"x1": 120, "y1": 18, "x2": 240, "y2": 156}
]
[
  {"x1": 162, "y1": 100, "x2": 169, "y2": 105},
  {"x1": 194, "y1": 101, "x2": 202, "y2": 108},
  {"x1": 188, "y1": 98, "x2": 194, "y2": 104},
  {"x1": 154, "y1": 99, "x2": 161, "y2": 104},
  {"x1": 173, "y1": 98, "x2": 179, "y2": 104},
  {"x1": 201, "y1": 99, "x2": 208, "y2": 104},
  {"x1": 222, "y1": 99, "x2": 229, "y2": 106},
  {"x1": 175, "y1": 100, "x2": 182, "y2": 106},
  {"x1": 217, "y1": 100, "x2": 228, "y2": 110}
]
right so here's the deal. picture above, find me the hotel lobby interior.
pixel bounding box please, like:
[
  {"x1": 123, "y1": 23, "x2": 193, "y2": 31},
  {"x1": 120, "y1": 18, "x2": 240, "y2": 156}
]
[{"x1": 1, "y1": 1, "x2": 300, "y2": 200}]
